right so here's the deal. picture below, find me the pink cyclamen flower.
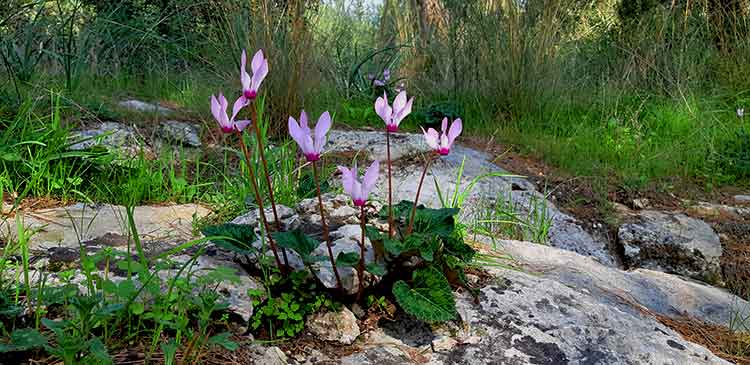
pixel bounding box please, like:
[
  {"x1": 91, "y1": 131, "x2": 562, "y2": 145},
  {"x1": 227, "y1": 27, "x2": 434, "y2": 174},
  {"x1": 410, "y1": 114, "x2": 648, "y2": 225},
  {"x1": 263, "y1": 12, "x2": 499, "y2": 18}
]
[
  {"x1": 288, "y1": 111, "x2": 332, "y2": 162},
  {"x1": 210, "y1": 93, "x2": 251, "y2": 133},
  {"x1": 422, "y1": 117, "x2": 462, "y2": 156},
  {"x1": 240, "y1": 49, "x2": 269, "y2": 102},
  {"x1": 375, "y1": 91, "x2": 414, "y2": 132},
  {"x1": 338, "y1": 160, "x2": 380, "y2": 207}
]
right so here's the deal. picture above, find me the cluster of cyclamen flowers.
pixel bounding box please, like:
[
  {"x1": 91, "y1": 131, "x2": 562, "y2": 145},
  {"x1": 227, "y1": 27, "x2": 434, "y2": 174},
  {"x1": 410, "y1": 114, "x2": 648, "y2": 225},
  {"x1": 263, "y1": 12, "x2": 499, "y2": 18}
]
[{"x1": 210, "y1": 49, "x2": 462, "y2": 296}]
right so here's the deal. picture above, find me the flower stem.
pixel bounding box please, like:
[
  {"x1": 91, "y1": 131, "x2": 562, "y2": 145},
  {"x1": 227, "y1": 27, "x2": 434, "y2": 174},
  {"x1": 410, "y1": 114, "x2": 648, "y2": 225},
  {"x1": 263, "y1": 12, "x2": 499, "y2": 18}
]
[
  {"x1": 250, "y1": 103, "x2": 289, "y2": 267},
  {"x1": 407, "y1": 153, "x2": 433, "y2": 235},
  {"x1": 238, "y1": 132, "x2": 284, "y2": 270},
  {"x1": 357, "y1": 205, "x2": 366, "y2": 301},
  {"x1": 312, "y1": 161, "x2": 343, "y2": 290},
  {"x1": 386, "y1": 130, "x2": 394, "y2": 238}
]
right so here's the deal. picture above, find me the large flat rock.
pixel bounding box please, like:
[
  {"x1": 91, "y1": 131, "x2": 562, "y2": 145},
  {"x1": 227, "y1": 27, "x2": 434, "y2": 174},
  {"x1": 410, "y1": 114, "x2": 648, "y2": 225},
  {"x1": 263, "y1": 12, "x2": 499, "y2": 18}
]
[
  {"x1": 1, "y1": 203, "x2": 210, "y2": 251},
  {"x1": 481, "y1": 237, "x2": 749, "y2": 328}
]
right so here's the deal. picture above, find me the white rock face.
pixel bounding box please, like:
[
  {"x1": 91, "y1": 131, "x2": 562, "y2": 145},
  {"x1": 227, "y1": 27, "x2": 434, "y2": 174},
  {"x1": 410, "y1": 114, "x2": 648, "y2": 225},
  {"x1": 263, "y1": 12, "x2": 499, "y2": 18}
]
[
  {"x1": 306, "y1": 307, "x2": 361, "y2": 344},
  {"x1": 487, "y1": 238, "x2": 749, "y2": 328},
  {"x1": 618, "y1": 210, "x2": 722, "y2": 281}
]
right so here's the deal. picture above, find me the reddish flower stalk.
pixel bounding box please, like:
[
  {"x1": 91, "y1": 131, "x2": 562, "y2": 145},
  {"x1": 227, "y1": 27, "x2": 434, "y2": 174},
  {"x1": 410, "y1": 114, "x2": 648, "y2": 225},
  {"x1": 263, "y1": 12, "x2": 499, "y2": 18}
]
[
  {"x1": 312, "y1": 161, "x2": 343, "y2": 289},
  {"x1": 249, "y1": 103, "x2": 289, "y2": 267},
  {"x1": 375, "y1": 91, "x2": 414, "y2": 238},
  {"x1": 406, "y1": 153, "x2": 434, "y2": 235},
  {"x1": 337, "y1": 160, "x2": 379, "y2": 300},
  {"x1": 386, "y1": 131, "x2": 394, "y2": 238},
  {"x1": 288, "y1": 111, "x2": 341, "y2": 288},
  {"x1": 357, "y1": 204, "x2": 366, "y2": 301},
  {"x1": 237, "y1": 132, "x2": 284, "y2": 270}
]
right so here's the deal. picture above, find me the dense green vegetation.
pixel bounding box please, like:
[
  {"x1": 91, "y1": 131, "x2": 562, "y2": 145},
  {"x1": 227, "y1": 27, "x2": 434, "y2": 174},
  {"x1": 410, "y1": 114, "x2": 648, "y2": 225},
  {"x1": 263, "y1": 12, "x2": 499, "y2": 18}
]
[{"x1": 2, "y1": 0, "x2": 749, "y2": 197}]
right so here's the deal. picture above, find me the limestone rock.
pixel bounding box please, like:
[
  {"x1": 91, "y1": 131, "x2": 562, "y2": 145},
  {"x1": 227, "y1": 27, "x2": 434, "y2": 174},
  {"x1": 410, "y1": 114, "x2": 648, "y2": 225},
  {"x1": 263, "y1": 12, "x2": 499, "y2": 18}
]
[
  {"x1": 159, "y1": 120, "x2": 201, "y2": 147},
  {"x1": 256, "y1": 346, "x2": 288, "y2": 365},
  {"x1": 118, "y1": 99, "x2": 172, "y2": 114},
  {"x1": 297, "y1": 194, "x2": 362, "y2": 232},
  {"x1": 485, "y1": 238, "x2": 749, "y2": 328},
  {"x1": 306, "y1": 307, "x2": 361, "y2": 344},
  {"x1": 327, "y1": 129, "x2": 431, "y2": 162},
  {"x1": 432, "y1": 267, "x2": 732, "y2": 364},
  {"x1": 618, "y1": 210, "x2": 722, "y2": 281},
  {"x1": 312, "y1": 224, "x2": 378, "y2": 294},
  {"x1": 687, "y1": 201, "x2": 750, "y2": 220},
  {"x1": 231, "y1": 205, "x2": 300, "y2": 232},
  {"x1": 1, "y1": 203, "x2": 210, "y2": 251},
  {"x1": 733, "y1": 194, "x2": 750, "y2": 203},
  {"x1": 336, "y1": 238, "x2": 737, "y2": 364},
  {"x1": 69, "y1": 122, "x2": 153, "y2": 159}
]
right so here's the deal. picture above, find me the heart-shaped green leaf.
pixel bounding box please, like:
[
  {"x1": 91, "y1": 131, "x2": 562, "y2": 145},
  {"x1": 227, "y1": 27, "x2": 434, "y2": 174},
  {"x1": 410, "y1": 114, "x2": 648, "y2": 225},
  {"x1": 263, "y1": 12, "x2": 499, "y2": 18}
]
[{"x1": 392, "y1": 267, "x2": 456, "y2": 323}]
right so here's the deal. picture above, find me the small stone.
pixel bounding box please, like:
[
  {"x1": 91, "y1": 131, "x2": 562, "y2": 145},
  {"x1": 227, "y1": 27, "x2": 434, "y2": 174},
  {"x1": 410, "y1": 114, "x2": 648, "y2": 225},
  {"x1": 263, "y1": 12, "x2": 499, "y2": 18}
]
[
  {"x1": 432, "y1": 335, "x2": 458, "y2": 352},
  {"x1": 159, "y1": 121, "x2": 201, "y2": 147},
  {"x1": 306, "y1": 307, "x2": 361, "y2": 345},
  {"x1": 632, "y1": 198, "x2": 649, "y2": 210},
  {"x1": 461, "y1": 335, "x2": 482, "y2": 345},
  {"x1": 231, "y1": 205, "x2": 300, "y2": 231},
  {"x1": 734, "y1": 195, "x2": 750, "y2": 203},
  {"x1": 259, "y1": 346, "x2": 288, "y2": 365},
  {"x1": 350, "y1": 303, "x2": 366, "y2": 318}
]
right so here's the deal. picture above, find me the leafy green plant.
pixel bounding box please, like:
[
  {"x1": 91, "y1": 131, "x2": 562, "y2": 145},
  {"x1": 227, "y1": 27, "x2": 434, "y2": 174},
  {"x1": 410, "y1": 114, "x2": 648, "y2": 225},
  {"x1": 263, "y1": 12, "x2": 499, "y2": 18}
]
[
  {"x1": 248, "y1": 271, "x2": 336, "y2": 339},
  {"x1": 365, "y1": 200, "x2": 474, "y2": 323}
]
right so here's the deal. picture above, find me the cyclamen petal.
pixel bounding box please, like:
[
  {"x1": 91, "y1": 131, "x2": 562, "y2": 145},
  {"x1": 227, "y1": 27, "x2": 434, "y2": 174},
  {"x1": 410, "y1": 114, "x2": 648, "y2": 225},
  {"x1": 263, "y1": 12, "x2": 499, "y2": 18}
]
[
  {"x1": 210, "y1": 93, "x2": 251, "y2": 133},
  {"x1": 240, "y1": 49, "x2": 268, "y2": 100},
  {"x1": 240, "y1": 50, "x2": 251, "y2": 90},
  {"x1": 288, "y1": 116, "x2": 306, "y2": 148},
  {"x1": 289, "y1": 111, "x2": 333, "y2": 162},
  {"x1": 231, "y1": 97, "x2": 246, "y2": 121},
  {"x1": 392, "y1": 96, "x2": 414, "y2": 126},
  {"x1": 210, "y1": 95, "x2": 224, "y2": 125},
  {"x1": 314, "y1": 112, "x2": 332, "y2": 152},
  {"x1": 375, "y1": 94, "x2": 392, "y2": 126},
  {"x1": 422, "y1": 127, "x2": 440, "y2": 150},
  {"x1": 425, "y1": 118, "x2": 463, "y2": 155},
  {"x1": 251, "y1": 49, "x2": 265, "y2": 72},
  {"x1": 339, "y1": 160, "x2": 379, "y2": 207},
  {"x1": 393, "y1": 91, "x2": 407, "y2": 112},
  {"x1": 299, "y1": 110, "x2": 310, "y2": 132},
  {"x1": 362, "y1": 160, "x2": 380, "y2": 196},
  {"x1": 234, "y1": 120, "x2": 252, "y2": 132},
  {"x1": 448, "y1": 118, "x2": 462, "y2": 144},
  {"x1": 251, "y1": 55, "x2": 268, "y2": 92}
]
